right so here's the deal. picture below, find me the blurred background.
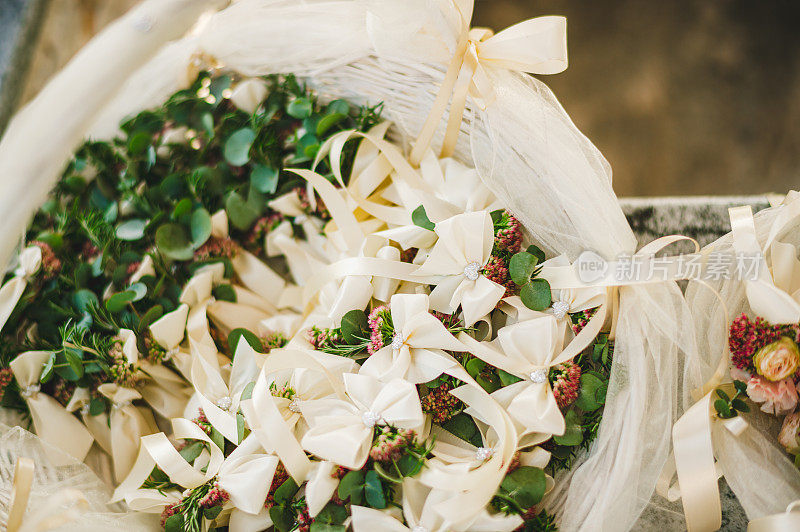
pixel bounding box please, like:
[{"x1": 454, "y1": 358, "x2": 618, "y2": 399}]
[{"x1": 2, "y1": 0, "x2": 800, "y2": 196}]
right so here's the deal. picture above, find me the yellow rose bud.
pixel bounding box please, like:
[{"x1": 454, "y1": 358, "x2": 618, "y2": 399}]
[{"x1": 753, "y1": 337, "x2": 800, "y2": 382}]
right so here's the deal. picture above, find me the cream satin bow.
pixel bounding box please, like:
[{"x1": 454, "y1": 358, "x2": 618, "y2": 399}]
[
  {"x1": 180, "y1": 260, "x2": 273, "y2": 341},
  {"x1": 116, "y1": 328, "x2": 190, "y2": 420},
  {"x1": 408, "y1": 0, "x2": 567, "y2": 164},
  {"x1": 414, "y1": 211, "x2": 506, "y2": 327},
  {"x1": 8, "y1": 351, "x2": 93, "y2": 464},
  {"x1": 459, "y1": 316, "x2": 571, "y2": 439},
  {"x1": 115, "y1": 418, "x2": 276, "y2": 515},
  {"x1": 96, "y1": 382, "x2": 158, "y2": 483},
  {"x1": 0, "y1": 246, "x2": 41, "y2": 333},
  {"x1": 730, "y1": 203, "x2": 800, "y2": 324},
  {"x1": 189, "y1": 337, "x2": 260, "y2": 443},
  {"x1": 374, "y1": 149, "x2": 498, "y2": 251},
  {"x1": 540, "y1": 255, "x2": 606, "y2": 320},
  {"x1": 417, "y1": 385, "x2": 520, "y2": 529},
  {"x1": 64, "y1": 387, "x2": 112, "y2": 454},
  {"x1": 208, "y1": 209, "x2": 288, "y2": 306},
  {"x1": 304, "y1": 460, "x2": 340, "y2": 518},
  {"x1": 359, "y1": 293, "x2": 464, "y2": 384},
  {"x1": 300, "y1": 373, "x2": 424, "y2": 469},
  {"x1": 241, "y1": 347, "x2": 355, "y2": 483},
  {"x1": 149, "y1": 268, "x2": 222, "y2": 379}
]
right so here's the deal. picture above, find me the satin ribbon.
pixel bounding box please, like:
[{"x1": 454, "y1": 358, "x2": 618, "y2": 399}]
[
  {"x1": 656, "y1": 280, "x2": 736, "y2": 532},
  {"x1": 730, "y1": 204, "x2": 800, "y2": 324},
  {"x1": 190, "y1": 337, "x2": 260, "y2": 443},
  {"x1": 116, "y1": 327, "x2": 190, "y2": 421},
  {"x1": 6, "y1": 457, "x2": 33, "y2": 532},
  {"x1": 413, "y1": 211, "x2": 506, "y2": 327},
  {"x1": 458, "y1": 310, "x2": 603, "y2": 439},
  {"x1": 0, "y1": 246, "x2": 41, "y2": 334},
  {"x1": 407, "y1": 1, "x2": 567, "y2": 164},
  {"x1": 299, "y1": 373, "x2": 424, "y2": 470},
  {"x1": 113, "y1": 417, "x2": 226, "y2": 505},
  {"x1": 9, "y1": 351, "x2": 93, "y2": 463},
  {"x1": 359, "y1": 293, "x2": 465, "y2": 384},
  {"x1": 419, "y1": 384, "x2": 520, "y2": 529},
  {"x1": 240, "y1": 347, "x2": 354, "y2": 484},
  {"x1": 748, "y1": 501, "x2": 800, "y2": 532},
  {"x1": 97, "y1": 383, "x2": 159, "y2": 483}
]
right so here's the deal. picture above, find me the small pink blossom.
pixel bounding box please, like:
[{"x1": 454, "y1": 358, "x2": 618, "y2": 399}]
[{"x1": 746, "y1": 375, "x2": 798, "y2": 415}]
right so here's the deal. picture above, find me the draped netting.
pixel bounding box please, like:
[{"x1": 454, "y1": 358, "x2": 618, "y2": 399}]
[
  {"x1": 684, "y1": 199, "x2": 800, "y2": 521},
  {"x1": 0, "y1": 0, "x2": 699, "y2": 530},
  {"x1": 0, "y1": 420, "x2": 157, "y2": 530}
]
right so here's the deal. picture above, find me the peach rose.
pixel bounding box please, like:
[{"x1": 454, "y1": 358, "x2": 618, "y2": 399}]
[
  {"x1": 753, "y1": 337, "x2": 800, "y2": 382},
  {"x1": 746, "y1": 375, "x2": 798, "y2": 415},
  {"x1": 779, "y1": 412, "x2": 800, "y2": 454}
]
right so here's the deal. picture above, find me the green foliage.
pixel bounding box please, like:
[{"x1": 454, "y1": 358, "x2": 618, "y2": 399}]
[
  {"x1": 714, "y1": 381, "x2": 750, "y2": 419},
  {"x1": 411, "y1": 205, "x2": 435, "y2": 231},
  {"x1": 509, "y1": 248, "x2": 552, "y2": 311}
]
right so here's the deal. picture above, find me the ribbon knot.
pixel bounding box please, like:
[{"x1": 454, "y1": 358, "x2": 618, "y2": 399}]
[
  {"x1": 21, "y1": 384, "x2": 40, "y2": 398},
  {"x1": 409, "y1": 0, "x2": 567, "y2": 165}
]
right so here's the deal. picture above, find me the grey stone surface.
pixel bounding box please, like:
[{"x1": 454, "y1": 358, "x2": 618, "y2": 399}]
[
  {"x1": 621, "y1": 195, "x2": 772, "y2": 250},
  {"x1": 0, "y1": 0, "x2": 49, "y2": 135}
]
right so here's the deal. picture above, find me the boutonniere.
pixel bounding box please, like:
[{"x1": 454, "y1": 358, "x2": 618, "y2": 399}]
[
  {"x1": 414, "y1": 211, "x2": 506, "y2": 327},
  {"x1": 300, "y1": 373, "x2": 424, "y2": 469},
  {"x1": 359, "y1": 293, "x2": 464, "y2": 384},
  {"x1": 459, "y1": 315, "x2": 571, "y2": 438}
]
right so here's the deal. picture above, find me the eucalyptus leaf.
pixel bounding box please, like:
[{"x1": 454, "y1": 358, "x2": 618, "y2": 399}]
[
  {"x1": 128, "y1": 282, "x2": 148, "y2": 301},
  {"x1": 287, "y1": 98, "x2": 313, "y2": 119},
  {"x1": 552, "y1": 409, "x2": 583, "y2": 446},
  {"x1": 499, "y1": 466, "x2": 546, "y2": 509},
  {"x1": 190, "y1": 208, "x2": 212, "y2": 248},
  {"x1": 520, "y1": 278, "x2": 552, "y2": 311},
  {"x1": 105, "y1": 290, "x2": 137, "y2": 313},
  {"x1": 509, "y1": 251, "x2": 538, "y2": 286},
  {"x1": 115, "y1": 218, "x2": 147, "y2": 241},
  {"x1": 155, "y1": 223, "x2": 194, "y2": 261},
  {"x1": 341, "y1": 309, "x2": 369, "y2": 344},
  {"x1": 574, "y1": 372, "x2": 606, "y2": 412},
  {"x1": 251, "y1": 164, "x2": 279, "y2": 194},
  {"x1": 338, "y1": 470, "x2": 365, "y2": 503},
  {"x1": 228, "y1": 328, "x2": 263, "y2": 354},
  {"x1": 364, "y1": 470, "x2": 386, "y2": 508},
  {"x1": 225, "y1": 192, "x2": 260, "y2": 230},
  {"x1": 224, "y1": 128, "x2": 256, "y2": 166}
]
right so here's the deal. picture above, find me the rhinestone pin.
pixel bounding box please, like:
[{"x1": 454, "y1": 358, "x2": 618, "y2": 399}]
[
  {"x1": 463, "y1": 261, "x2": 481, "y2": 281},
  {"x1": 551, "y1": 300, "x2": 570, "y2": 320},
  {"x1": 288, "y1": 399, "x2": 302, "y2": 413},
  {"x1": 216, "y1": 396, "x2": 233, "y2": 411},
  {"x1": 21, "y1": 384, "x2": 40, "y2": 398},
  {"x1": 361, "y1": 410, "x2": 381, "y2": 428},
  {"x1": 475, "y1": 447, "x2": 494, "y2": 461},
  {"x1": 530, "y1": 368, "x2": 548, "y2": 384},
  {"x1": 412, "y1": 526, "x2": 428, "y2": 532},
  {"x1": 391, "y1": 333, "x2": 405, "y2": 351}
]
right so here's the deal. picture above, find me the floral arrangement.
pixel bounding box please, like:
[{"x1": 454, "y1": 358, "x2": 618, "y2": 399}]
[
  {"x1": 723, "y1": 312, "x2": 800, "y2": 464},
  {"x1": 0, "y1": 72, "x2": 615, "y2": 532}
]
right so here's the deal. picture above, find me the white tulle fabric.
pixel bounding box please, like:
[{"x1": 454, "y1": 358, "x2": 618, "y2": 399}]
[
  {"x1": 0, "y1": 0, "x2": 698, "y2": 530},
  {"x1": 0, "y1": 422, "x2": 156, "y2": 531},
  {"x1": 683, "y1": 194, "x2": 800, "y2": 521}
]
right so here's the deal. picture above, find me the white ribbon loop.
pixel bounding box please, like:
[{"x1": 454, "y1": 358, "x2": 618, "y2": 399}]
[
  {"x1": 409, "y1": 1, "x2": 567, "y2": 163},
  {"x1": 9, "y1": 351, "x2": 93, "y2": 464},
  {"x1": 0, "y1": 246, "x2": 41, "y2": 334}
]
